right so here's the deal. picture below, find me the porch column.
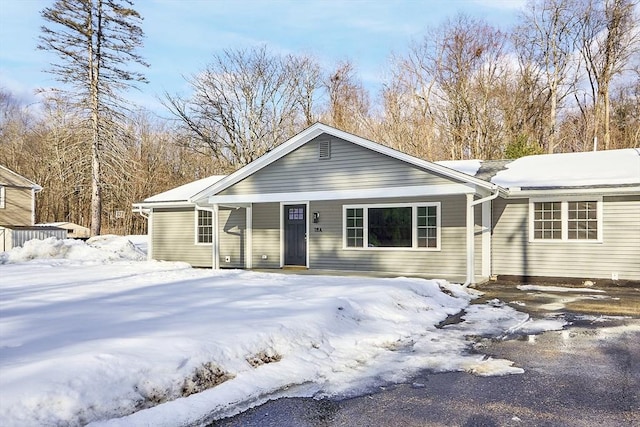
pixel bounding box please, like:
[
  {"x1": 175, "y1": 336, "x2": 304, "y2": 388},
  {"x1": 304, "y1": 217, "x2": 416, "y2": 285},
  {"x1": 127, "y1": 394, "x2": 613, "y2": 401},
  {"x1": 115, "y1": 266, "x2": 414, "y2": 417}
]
[
  {"x1": 246, "y1": 204, "x2": 253, "y2": 269},
  {"x1": 482, "y1": 201, "x2": 492, "y2": 278},
  {"x1": 466, "y1": 193, "x2": 475, "y2": 285},
  {"x1": 213, "y1": 203, "x2": 220, "y2": 269},
  {"x1": 147, "y1": 209, "x2": 154, "y2": 261}
]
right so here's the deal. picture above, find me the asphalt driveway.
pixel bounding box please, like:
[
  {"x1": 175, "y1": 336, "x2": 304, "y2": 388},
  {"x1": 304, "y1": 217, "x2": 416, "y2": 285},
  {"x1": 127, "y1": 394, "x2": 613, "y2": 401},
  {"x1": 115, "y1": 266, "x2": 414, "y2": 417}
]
[{"x1": 212, "y1": 281, "x2": 640, "y2": 427}]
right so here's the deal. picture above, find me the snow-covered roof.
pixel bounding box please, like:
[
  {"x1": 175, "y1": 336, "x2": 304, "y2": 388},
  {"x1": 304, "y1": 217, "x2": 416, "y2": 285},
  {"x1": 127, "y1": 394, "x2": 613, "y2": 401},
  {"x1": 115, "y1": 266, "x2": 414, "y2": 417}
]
[
  {"x1": 143, "y1": 175, "x2": 227, "y2": 203},
  {"x1": 441, "y1": 149, "x2": 640, "y2": 190},
  {"x1": 492, "y1": 148, "x2": 640, "y2": 189}
]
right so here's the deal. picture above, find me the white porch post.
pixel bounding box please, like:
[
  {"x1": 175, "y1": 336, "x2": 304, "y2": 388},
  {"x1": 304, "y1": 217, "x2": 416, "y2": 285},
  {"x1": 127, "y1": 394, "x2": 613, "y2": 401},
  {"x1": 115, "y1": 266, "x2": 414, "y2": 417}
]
[
  {"x1": 213, "y1": 204, "x2": 220, "y2": 269},
  {"x1": 466, "y1": 193, "x2": 475, "y2": 285},
  {"x1": 147, "y1": 209, "x2": 154, "y2": 261},
  {"x1": 481, "y1": 201, "x2": 492, "y2": 278},
  {"x1": 246, "y1": 204, "x2": 253, "y2": 269}
]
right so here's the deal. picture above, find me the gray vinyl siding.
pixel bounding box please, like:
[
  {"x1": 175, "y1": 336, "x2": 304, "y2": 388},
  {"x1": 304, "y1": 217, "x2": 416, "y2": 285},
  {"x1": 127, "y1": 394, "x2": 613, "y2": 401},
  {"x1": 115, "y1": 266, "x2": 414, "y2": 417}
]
[
  {"x1": 0, "y1": 186, "x2": 33, "y2": 226},
  {"x1": 219, "y1": 207, "x2": 246, "y2": 268},
  {"x1": 252, "y1": 202, "x2": 281, "y2": 268},
  {"x1": 151, "y1": 208, "x2": 212, "y2": 267},
  {"x1": 219, "y1": 135, "x2": 455, "y2": 196},
  {"x1": 492, "y1": 195, "x2": 640, "y2": 280},
  {"x1": 308, "y1": 195, "x2": 468, "y2": 277}
]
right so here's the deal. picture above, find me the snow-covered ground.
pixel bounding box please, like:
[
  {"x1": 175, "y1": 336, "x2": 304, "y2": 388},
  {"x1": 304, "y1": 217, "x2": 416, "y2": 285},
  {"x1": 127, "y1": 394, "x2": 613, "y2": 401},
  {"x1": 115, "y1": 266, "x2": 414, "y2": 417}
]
[{"x1": 0, "y1": 236, "x2": 565, "y2": 427}]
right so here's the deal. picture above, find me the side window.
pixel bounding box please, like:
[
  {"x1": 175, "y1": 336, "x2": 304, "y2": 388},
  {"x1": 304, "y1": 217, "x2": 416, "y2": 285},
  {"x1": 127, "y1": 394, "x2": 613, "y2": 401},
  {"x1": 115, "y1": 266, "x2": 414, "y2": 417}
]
[
  {"x1": 417, "y1": 205, "x2": 438, "y2": 248},
  {"x1": 345, "y1": 208, "x2": 364, "y2": 247},
  {"x1": 533, "y1": 201, "x2": 562, "y2": 240},
  {"x1": 567, "y1": 201, "x2": 598, "y2": 240},
  {"x1": 531, "y1": 200, "x2": 601, "y2": 241},
  {"x1": 197, "y1": 210, "x2": 213, "y2": 244}
]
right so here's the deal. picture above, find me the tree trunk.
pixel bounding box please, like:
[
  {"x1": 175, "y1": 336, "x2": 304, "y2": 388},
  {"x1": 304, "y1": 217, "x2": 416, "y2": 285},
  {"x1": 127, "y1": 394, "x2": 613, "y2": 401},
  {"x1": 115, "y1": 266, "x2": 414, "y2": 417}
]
[
  {"x1": 89, "y1": 0, "x2": 103, "y2": 236},
  {"x1": 548, "y1": 85, "x2": 557, "y2": 154},
  {"x1": 603, "y1": 86, "x2": 610, "y2": 150}
]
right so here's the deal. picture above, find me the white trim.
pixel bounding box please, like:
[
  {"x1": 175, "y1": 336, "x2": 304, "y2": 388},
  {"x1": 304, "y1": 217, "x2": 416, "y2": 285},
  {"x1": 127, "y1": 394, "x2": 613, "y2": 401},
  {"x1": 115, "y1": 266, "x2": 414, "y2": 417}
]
[
  {"x1": 465, "y1": 194, "x2": 474, "y2": 285},
  {"x1": 213, "y1": 204, "x2": 220, "y2": 269},
  {"x1": 194, "y1": 207, "x2": 214, "y2": 246},
  {"x1": 147, "y1": 209, "x2": 154, "y2": 261},
  {"x1": 133, "y1": 201, "x2": 196, "y2": 209},
  {"x1": 528, "y1": 197, "x2": 603, "y2": 243},
  {"x1": 280, "y1": 201, "x2": 310, "y2": 268},
  {"x1": 246, "y1": 205, "x2": 253, "y2": 269},
  {"x1": 209, "y1": 183, "x2": 475, "y2": 205},
  {"x1": 342, "y1": 202, "x2": 441, "y2": 251},
  {"x1": 193, "y1": 123, "x2": 496, "y2": 203},
  {"x1": 0, "y1": 185, "x2": 5, "y2": 209},
  {"x1": 507, "y1": 185, "x2": 640, "y2": 198},
  {"x1": 482, "y1": 201, "x2": 492, "y2": 278}
]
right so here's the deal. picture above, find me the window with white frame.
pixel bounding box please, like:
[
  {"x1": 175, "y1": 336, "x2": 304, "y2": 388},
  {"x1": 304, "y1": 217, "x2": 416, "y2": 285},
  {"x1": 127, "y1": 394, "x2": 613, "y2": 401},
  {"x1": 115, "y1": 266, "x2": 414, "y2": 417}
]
[
  {"x1": 197, "y1": 209, "x2": 213, "y2": 244},
  {"x1": 530, "y1": 199, "x2": 601, "y2": 242},
  {"x1": 343, "y1": 203, "x2": 441, "y2": 250},
  {"x1": 0, "y1": 185, "x2": 5, "y2": 209},
  {"x1": 532, "y1": 201, "x2": 562, "y2": 240}
]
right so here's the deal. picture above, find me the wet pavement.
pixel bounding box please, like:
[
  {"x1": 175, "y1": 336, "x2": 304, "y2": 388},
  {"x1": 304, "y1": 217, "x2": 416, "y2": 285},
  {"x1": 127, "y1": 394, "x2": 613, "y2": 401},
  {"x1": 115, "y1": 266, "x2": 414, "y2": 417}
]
[{"x1": 211, "y1": 282, "x2": 640, "y2": 427}]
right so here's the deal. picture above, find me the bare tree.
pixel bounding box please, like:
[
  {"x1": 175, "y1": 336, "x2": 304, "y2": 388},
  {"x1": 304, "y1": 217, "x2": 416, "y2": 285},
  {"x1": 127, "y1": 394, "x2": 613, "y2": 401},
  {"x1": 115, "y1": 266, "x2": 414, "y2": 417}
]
[
  {"x1": 578, "y1": 0, "x2": 639, "y2": 150},
  {"x1": 322, "y1": 61, "x2": 371, "y2": 135},
  {"x1": 515, "y1": 0, "x2": 582, "y2": 153},
  {"x1": 38, "y1": 0, "x2": 148, "y2": 235},
  {"x1": 164, "y1": 46, "x2": 321, "y2": 168},
  {"x1": 388, "y1": 15, "x2": 511, "y2": 160}
]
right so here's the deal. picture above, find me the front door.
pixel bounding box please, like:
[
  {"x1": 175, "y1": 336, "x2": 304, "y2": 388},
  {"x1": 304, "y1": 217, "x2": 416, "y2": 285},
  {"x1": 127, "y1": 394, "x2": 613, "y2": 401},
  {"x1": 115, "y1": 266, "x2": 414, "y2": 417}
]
[{"x1": 284, "y1": 204, "x2": 307, "y2": 266}]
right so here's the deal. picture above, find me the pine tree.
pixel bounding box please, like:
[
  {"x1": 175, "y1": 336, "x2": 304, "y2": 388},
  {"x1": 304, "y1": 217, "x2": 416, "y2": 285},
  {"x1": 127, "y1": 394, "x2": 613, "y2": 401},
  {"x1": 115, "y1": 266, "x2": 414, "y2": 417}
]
[{"x1": 38, "y1": 0, "x2": 148, "y2": 235}]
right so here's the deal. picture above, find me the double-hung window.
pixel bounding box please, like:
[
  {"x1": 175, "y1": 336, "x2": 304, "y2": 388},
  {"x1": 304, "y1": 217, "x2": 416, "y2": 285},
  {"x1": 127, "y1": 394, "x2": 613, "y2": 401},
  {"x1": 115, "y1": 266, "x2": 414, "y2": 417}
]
[
  {"x1": 530, "y1": 199, "x2": 602, "y2": 242},
  {"x1": 344, "y1": 203, "x2": 440, "y2": 250},
  {"x1": 196, "y1": 209, "x2": 213, "y2": 244}
]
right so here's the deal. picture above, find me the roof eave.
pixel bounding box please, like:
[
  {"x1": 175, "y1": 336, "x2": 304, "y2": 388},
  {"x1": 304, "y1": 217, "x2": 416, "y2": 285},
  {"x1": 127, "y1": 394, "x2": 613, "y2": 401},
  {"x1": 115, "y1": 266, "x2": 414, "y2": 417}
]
[
  {"x1": 132, "y1": 200, "x2": 194, "y2": 209},
  {"x1": 504, "y1": 184, "x2": 640, "y2": 198}
]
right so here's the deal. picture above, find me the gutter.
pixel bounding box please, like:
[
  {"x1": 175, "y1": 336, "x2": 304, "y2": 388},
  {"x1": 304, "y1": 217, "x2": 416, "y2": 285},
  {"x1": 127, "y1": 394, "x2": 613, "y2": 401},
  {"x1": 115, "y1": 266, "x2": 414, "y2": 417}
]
[
  {"x1": 463, "y1": 187, "x2": 500, "y2": 287},
  {"x1": 132, "y1": 205, "x2": 149, "y2": 219}
]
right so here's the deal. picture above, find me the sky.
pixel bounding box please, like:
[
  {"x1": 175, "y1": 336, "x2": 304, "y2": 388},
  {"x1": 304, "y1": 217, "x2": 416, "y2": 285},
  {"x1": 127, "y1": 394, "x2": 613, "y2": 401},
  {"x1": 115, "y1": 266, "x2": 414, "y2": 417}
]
[{"x1": 0, "y1": 0, "x2": 526, "y2": 115}]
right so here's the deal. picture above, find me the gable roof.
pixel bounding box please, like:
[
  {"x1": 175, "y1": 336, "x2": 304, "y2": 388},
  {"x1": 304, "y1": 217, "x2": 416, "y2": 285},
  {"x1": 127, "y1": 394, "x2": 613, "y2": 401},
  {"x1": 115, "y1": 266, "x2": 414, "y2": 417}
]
[
  {"x1": 143, "y1": 175, "x2": 227, "y2": 204},
  {"x1": 191, "y1": 123, "x2": 497, "y2": 203},
  {"x1": 439, "y1": 148, "x2": 640, "y2": 192},
  {"x1": 0, "y1": 165, "x2": 42, "y2": 191}
]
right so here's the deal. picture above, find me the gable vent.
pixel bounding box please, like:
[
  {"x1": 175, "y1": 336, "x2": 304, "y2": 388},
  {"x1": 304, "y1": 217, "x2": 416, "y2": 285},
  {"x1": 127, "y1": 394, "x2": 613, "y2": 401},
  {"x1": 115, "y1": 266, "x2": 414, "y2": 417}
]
[{"x1": 318, "y1": 140, "x2": 331, "y2": 160}]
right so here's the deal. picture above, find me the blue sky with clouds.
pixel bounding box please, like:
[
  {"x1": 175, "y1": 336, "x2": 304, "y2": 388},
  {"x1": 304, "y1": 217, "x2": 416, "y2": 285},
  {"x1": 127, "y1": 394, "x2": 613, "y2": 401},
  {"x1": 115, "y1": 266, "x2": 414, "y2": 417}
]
[{"x1": 0, "y1": 0, "x2": 526, "y2": 114}]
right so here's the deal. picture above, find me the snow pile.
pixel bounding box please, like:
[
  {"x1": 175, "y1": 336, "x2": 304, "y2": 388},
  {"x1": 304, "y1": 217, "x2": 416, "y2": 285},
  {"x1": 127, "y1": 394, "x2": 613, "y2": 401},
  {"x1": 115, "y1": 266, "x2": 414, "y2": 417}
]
[
  {"x1": 0, "y1": 235, "x2": 146, "y2": 264},
  {"x1": 0, "y1": 237, "x2": 555, "y2": 427}
]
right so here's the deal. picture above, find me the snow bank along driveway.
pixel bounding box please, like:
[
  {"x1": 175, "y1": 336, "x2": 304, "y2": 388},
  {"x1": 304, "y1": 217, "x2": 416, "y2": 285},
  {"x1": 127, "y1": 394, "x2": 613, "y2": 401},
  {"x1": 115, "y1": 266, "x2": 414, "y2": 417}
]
[{"x1": 0, "y1": 237, "x2": 561, "y2": 427}]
